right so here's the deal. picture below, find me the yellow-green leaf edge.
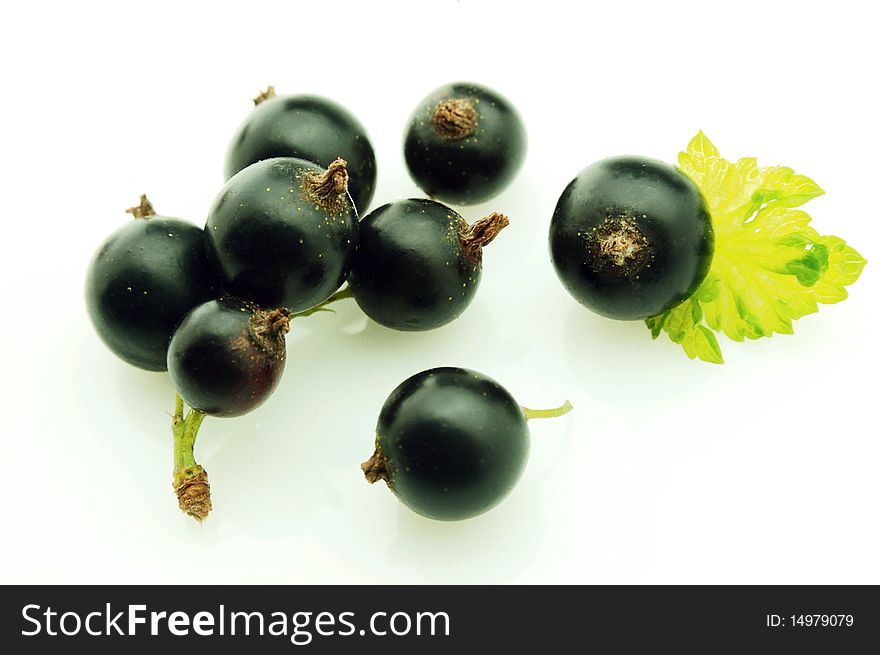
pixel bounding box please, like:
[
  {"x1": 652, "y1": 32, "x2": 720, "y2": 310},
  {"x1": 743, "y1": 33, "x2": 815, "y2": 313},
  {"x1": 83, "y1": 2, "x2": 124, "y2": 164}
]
[{"x1": 646, "y1": 132, "x2": 867, "y2": 363}]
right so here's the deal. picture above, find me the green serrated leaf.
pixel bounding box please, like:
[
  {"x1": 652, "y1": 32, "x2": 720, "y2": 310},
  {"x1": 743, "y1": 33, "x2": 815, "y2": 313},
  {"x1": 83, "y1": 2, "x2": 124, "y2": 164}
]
[
  {"x1": 784, "y1": 242, "x2": 828, "y2": 286},
  {"x1": 647, "y1": 132, "x2": 866, "y2": 363},
  {"x1": 687, "y1": 326, "x2": 724, "y2": 364},
  {"x1": 645, "y1": 314, "x2": 664, "y2": 339},
  {"x1": 691, "y1": 299, "x2": 703, "y2": 324}
]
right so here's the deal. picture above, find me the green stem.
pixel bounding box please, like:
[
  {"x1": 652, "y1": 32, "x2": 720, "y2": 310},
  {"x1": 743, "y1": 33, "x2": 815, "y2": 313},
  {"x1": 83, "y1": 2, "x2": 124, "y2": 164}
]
[
  {"x1": 290, "y1": 286, "x2": 354, "y2": 319},
  {"x1": 171, "y1": 394, "x2": 211, "y2": 522},
  {"x1": 521, "y1": 400, "x2": 574, "y2": 421},
  {"x1": 173, "y1": 400, "x2": 206, "y2": 471}
]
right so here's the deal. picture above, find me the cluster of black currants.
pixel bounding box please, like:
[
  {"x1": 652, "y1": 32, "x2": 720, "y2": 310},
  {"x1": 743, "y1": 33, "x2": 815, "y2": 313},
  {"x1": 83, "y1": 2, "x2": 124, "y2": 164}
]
[
  {"x1": 87, "y1": 80, "x2": 718, "y2": 523},
  {"x1": 86, "y1": 83, "x2": 574, "y2": 523}
]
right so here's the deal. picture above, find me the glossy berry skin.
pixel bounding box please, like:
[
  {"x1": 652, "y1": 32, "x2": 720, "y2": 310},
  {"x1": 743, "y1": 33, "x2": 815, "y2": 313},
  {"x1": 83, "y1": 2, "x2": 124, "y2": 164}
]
[
  {"x1": 85, "y1": 217, "x2": 220, "y2": 371},
  {"x1": 347, "y1": 199, "x2": 483, "y2": 331},
  {"x1": 167, "y1": 299, "x2": 288, "y2": 417},
  {"x1": 372, "y1": 367, "x2": 529, "y2": 521},
  {"x1": 549, "y1": 157, "x2": 714, "y2": 320},
  {"x1": 205, "y1": 157, "x2": 358, "y2": 313},
  {"x1": 225, "y1": 94, "x2": 377, "y2": 214},
  {"x1": 404, "y1": 82, "x2": 526, "y2": 205}
]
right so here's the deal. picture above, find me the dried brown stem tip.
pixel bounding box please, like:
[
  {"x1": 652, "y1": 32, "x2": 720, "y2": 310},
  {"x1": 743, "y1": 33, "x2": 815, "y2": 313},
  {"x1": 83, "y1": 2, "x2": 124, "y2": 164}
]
[
  {"x1": 253, "y1": 85, "x2": 276, "y2": 105},
  {"x1": 174, "y1": 465, "x2": 212, "y2": 522},
  {"x1": 433, "y1": 97, "x2": 477, "y2": 140},
  {"x1": 249, "y1": 307, "x2": 290, "y2": 357},
  {"x1": 303, "y1": 158, "x2": 350, "y2": 214},
  {"x1": 361, "y1": 444, "x2": 391, "y2": 486},
  {"x1": 590, "y1": 215, "x2": 653, "y2": 275},
  {"x1": 459, "y1": 212, "x2": 510, "y2": 263},
  {"x1": 126, "y1": 194, "x2": 156, "y2": 219}
]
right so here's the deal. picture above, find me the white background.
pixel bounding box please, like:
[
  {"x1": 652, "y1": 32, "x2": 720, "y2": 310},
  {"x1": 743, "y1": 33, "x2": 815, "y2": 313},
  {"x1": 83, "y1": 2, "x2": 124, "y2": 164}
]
[{"x1": 1, "y1": 0, "x2": 878, "y2": 584}]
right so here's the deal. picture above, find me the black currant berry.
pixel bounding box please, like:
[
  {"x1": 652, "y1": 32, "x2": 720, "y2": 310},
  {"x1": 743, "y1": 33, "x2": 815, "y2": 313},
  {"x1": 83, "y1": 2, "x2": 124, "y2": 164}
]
[
  {"x1": 167, "y1": 298, "x2": 290, "y2": 418},
  {"x1": 166, "y1": 287, "x2": 351, "y2": 523},
  {"x1": 362, "y1": 367, "x2": 572, "y2": 521},
  {"x1": 347, "y1": 199, "x2": 508, "y2": 331},
  {"x1": 85, "y1": 196, "x2": 221, "y2": 371},
  {"x1": 225, "y1": 87, "x2": 377, "y2": 214},
  {"x1": 549, "y1": 157, "x2": 714, "y2": 320},
  {"x1": 403, "y1": 82, "x2": 526, "y2": 205},
  {"x1": 205, "y1": 157, "x2": 358, "y2": 313}
]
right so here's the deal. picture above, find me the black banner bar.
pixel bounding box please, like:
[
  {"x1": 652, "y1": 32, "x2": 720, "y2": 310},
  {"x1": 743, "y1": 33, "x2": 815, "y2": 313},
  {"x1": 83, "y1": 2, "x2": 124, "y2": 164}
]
[{"x1": 1, "y1": 585, "x2": 876, "y2": 652}]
